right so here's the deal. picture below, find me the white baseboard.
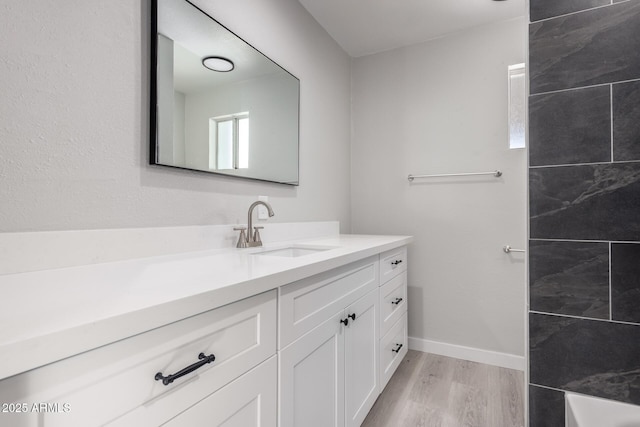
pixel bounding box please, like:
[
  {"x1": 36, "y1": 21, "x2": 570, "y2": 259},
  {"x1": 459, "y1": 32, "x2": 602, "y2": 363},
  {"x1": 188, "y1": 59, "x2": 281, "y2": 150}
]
[{"x1": 408, "y1": 336, "x2": 525, "y2": 371}]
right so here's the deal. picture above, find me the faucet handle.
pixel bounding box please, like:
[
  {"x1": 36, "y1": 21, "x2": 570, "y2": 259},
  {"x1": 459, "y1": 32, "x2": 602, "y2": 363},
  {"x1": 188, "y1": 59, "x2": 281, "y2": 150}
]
[
  {"x1": 234, "y1": 226, "x2": 248, "y2": 248},
  {"x1": 253, "y1": 226, "x2": 264, "y2": 245}
]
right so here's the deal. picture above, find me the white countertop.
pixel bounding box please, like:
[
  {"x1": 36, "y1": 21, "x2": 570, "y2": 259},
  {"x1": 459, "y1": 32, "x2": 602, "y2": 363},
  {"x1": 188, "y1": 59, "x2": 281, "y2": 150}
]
[{"x1": 0, "y1": 234, "x2": 412, "y2": 380}]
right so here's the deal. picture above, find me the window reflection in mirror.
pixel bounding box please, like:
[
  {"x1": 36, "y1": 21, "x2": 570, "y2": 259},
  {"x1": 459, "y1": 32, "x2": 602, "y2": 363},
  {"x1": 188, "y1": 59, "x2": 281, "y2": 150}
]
[{"x1": 210, "y1": 113, "x2": 249, "y2": 170}]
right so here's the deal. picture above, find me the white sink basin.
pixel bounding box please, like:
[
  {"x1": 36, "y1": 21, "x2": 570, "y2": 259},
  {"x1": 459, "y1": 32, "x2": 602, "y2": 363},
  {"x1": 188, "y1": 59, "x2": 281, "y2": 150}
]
[{"x1": 253, "y1": 245, "x2": 337, "y2": 258}]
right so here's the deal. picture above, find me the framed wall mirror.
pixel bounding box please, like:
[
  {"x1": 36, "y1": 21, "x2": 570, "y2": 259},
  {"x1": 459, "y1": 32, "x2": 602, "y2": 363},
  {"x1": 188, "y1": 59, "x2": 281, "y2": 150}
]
[{"x1": 150, "y1": 0, "x2": 300, "y2": 185}]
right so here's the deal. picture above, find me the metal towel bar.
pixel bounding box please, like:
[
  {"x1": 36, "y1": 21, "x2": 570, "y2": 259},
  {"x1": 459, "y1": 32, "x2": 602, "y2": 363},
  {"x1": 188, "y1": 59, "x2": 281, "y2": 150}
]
[{"x1": 408, "y1": 170, "x2": 502, "y2": 182}]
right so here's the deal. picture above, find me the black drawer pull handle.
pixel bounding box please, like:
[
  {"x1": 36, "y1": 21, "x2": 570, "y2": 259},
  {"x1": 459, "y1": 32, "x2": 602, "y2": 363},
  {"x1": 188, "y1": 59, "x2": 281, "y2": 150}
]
[
  {"x1": 340, "y1": 318, "x2": 349, "y2": 326},
  {"x1": 155, "y1": 352, "x2": 215, "y2": 386},
  {"x1": 391, "y1": 297, "x2": 403, "y2": 305},
  {"x1": 392, "y1": 344, "x2": 403, "y2": 353},
  {"x1": 391, "y1": 260, "x2": 403, "y2": 266},
  {"x1": 348, "y1": 313, "x2": 356, "y2": 321}
]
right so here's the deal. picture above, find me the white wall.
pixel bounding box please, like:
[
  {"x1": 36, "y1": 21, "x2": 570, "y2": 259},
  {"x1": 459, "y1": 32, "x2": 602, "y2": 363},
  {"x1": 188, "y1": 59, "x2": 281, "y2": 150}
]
[
  {"x1": 351, "y1": 18, "x2": 527, "y2": 357},
  {"x1": 0, "y1": 0, "x2": 351, "y2": 232}
]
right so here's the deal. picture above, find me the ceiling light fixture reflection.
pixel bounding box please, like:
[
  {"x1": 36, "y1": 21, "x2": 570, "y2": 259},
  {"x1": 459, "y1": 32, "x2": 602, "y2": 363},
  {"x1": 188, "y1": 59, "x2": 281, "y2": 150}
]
[{"x1": 202, "y1": 56, "x2": 234, "y2": 72}]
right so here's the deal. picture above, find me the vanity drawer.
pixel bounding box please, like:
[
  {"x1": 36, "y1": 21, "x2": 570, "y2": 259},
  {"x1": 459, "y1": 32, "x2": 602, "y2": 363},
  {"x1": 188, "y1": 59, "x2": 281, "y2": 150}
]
[
  {"x1": 379, "y1": 246, "x2": 407, "y2": 284},
  {"x1": 279, "y1": 256, "x2": 379, "y2": 349},
  {"x1": 379, "y1": 272, "x2": 407, "y2": 338},
  {"x1": 162, "y1": 356, "x2": 277, "y2": 427},
  {"x1": 0, "y1": 291, "x2": 276, "y2": 427},
  {"x1": 379, "y1": 313, "x2": 408, "y2": 391}
]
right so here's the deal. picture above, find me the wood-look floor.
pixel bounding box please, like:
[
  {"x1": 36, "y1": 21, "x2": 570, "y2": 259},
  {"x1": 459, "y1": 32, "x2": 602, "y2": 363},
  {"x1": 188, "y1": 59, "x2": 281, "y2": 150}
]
[{"x1": 362, "y1": 350, "x2": 524, "y2": 427}]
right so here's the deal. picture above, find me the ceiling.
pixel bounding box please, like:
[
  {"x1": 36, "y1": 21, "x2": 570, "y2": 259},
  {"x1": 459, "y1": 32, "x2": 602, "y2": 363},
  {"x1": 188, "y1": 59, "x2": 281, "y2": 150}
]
[{"x1": 297, "y1": 0, "x2": 526, "y2": 57}]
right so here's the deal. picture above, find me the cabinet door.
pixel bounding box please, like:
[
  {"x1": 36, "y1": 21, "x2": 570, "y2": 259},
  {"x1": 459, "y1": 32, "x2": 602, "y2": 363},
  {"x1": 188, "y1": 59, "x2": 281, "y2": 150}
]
[
  {"x1": 279, "y1": 311, "x2": 345, "y2": 427},
  {"x1": 344, "y1": 288, "x2": 379, "y2": 427},
  {"x1": 162, "y1": 356, "x2": 277, "y2": 427}
]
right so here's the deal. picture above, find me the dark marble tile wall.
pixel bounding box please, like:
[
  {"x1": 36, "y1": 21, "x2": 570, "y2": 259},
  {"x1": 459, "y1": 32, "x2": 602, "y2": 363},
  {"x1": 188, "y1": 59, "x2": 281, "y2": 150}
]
[
  {"x1": 529, "y1": 385, "x2": 565, "y2": 427},
  {"x1": 611, "y1": 243, "x2": 640, "y2": 324},
  {"x1": 529, "y1": 86, "x2": 611, "y2": 166},
  {"x1": 530, "y1": 0, "x2": 609, "y2": 23},
  {"x1": 529, "y1": 0, "x2": 640, "y2": 419},
  {"x1": 530, "y1": 241, "x2": 609, "y2": 318},
  {"x1": 530, "y1": 313, "x2": 640, "y2": 404},
  {"x1": 529, "y1": 1, "x2": 640, "y2": 94},
  {"x1": 613, "y1": 80, "x2": 640, "y2": 161},
  {"x1": 530, "y1": 163, "x2": 640, "y2": 241}
]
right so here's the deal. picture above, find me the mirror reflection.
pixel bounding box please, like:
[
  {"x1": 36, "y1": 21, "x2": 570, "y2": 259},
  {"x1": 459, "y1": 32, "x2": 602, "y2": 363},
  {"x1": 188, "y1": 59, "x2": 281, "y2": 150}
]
[{"x1": 152, "y1": 0, "x2": 300, "y2": 185}]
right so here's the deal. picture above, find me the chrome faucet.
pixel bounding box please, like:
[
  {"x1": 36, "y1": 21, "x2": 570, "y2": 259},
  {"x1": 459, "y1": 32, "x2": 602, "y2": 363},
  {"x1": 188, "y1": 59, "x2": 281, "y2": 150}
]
[{"x1": 234, "y1": 201, "x2": 275, "y2": 248}]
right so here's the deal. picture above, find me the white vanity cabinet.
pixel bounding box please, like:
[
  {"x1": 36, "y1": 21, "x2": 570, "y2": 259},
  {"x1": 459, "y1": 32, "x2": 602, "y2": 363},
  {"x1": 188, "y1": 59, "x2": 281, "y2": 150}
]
[
  {"x1": 378, "y1": 247, "x2": 408, "y2": 391},
  {"x1": 0, "y1": 291, "x2": 277, "y2": 427},
  {"x1": 278, "y1": 256, "x2": 380, "y2": 427},
  {"x1": 0, "y1": 235, "x2": 411, "y2": 427}
]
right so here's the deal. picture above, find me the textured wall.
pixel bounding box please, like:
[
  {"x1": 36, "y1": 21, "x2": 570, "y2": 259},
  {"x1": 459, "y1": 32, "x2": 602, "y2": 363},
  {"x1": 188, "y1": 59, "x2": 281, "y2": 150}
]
[
  {"x1": 0, "y1": 0, "x2": 352, "y2": 232},
  {"x1": 527, "y1": 1, "x2": 640, "y2": 425},
  {"x1": 351, "y1": 18, "x2": 527, "y2": 358}
]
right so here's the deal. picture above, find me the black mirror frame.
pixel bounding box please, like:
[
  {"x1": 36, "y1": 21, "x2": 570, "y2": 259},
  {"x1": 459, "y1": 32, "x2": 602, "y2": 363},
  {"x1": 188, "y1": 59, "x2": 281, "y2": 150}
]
[{"x1": 149, "y1": 0, "x2": 301, "y2": 186}]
